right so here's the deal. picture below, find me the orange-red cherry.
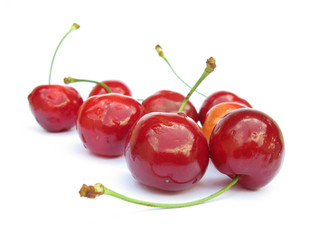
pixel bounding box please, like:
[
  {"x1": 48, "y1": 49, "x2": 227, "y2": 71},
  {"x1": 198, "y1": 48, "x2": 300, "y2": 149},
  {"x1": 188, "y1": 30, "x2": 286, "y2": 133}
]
[
  {"x1": 202, "y1": 102, "x2": 247, "y2": 142},
  {"x1": 199, "y1": 91, "x2": 252, "y2": 126}
]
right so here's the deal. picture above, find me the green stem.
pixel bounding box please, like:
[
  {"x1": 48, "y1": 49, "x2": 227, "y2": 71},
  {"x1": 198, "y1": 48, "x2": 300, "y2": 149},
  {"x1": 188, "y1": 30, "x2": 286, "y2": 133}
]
[
  {"x1": 178, "y1": 57, "x2": 216, "y2": 113},
  {"x1": 64, "y1": 77, "x2": 113, "y2": 93},
  {"x1": 155, "y1": 45, "x2": 207, "y2": 98},
  {"x1": 79, "y1": 175, "x2": 241, "y2": 208},
  {"x1": 49, "y1": 23, "x2": 80, "y2": 85}
]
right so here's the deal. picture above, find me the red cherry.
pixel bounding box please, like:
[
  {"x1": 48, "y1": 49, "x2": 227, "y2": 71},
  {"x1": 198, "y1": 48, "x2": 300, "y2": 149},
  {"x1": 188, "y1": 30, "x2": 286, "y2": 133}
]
[
  {"x1": 124, "y1": 57, "x2": 217, "y2": 192},
  {"x1": 28, "y1": 23, "x2": 82, "y2": 132},
  {"x1": 199, "y1": 91, "x2": 252, "y2": 126},
  {"x1": 77, "y1": 93, "x2": 144, "y2": 157},
  {"x1": 28, "y1": 85, "x2": 83, "y2": 132},
  {"x1": 88, "y1": 80, "x2": 132, "y2": 97},
  {"x1": 124, "y1": 112, "x2": 209, "y2": 191},
  {"x1": 209, "y1": 108, "x2": 284, "y2": 190},
  {"x1": 142, "y1": 90, "x2": 198, "y2": 122}
]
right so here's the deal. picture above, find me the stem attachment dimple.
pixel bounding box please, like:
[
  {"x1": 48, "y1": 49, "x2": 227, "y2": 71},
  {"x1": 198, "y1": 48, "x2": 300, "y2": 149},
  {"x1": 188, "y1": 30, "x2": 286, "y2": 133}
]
[
  {"x1": 48, "y1": 23, "x2": 80, "y2": 85},
  {"x1": 64, "y1": 77, "x2": 113, "y2": 93},
  {"x1": 155, "y1": 45, "x2": 207, "y2": 98},
  {"x1": 79, "y1": 175, "x2": 241, "y2": 208},
  {"x1": 178, "y1": 57, "x2": 216, "y2": 113}
]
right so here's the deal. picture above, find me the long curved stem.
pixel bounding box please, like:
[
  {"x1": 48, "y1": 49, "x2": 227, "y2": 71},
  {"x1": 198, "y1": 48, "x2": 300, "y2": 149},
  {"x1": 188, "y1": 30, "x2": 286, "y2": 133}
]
[
  {"x1": 156, "y1": 45, "x2": 207, "y2": 98},
  {"x1": 64, "y1": 77, "x2": 113, "y2": 93},
  {"x1": 49, "y1": 23, "x2": 80, "y2": 85},
  {"x1": 79, "y1": 175, "x2": 241, "y2": 208}
]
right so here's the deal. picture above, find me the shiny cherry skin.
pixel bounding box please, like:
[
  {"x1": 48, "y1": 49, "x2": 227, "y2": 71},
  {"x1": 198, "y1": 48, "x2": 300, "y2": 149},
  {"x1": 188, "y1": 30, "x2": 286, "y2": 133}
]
[
  {"x1": 199, "y1": 91, "x2": 252, "y2": 126},
  {"x1": 202, "y1": 102, "x2": 247, "y2": 142},
  {"x1": 124, "y1": 112, "x2": 209, "y2": 191},
  {"x1": 88, "y1": 80, "x2": 132, "y2": 97},
  {"x1": 142, "y1": 90, "x2": 198, "y2": 123},
  {"x1": 209, "y1": 108, "x2": 284, "y2": 190},
  {"x1": 28, "y1": 85, "x2": 83, "y2": 132},
  {"x1": 77, "y1": 93, "x2": 144, "y2": 157}
]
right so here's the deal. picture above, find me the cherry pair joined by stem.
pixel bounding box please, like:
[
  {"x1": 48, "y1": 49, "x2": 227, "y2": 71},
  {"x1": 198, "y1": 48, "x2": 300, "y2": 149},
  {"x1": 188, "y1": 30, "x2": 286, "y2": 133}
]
[{"x1": 28, "y1": 23, "x2": 83, "y2": 132}]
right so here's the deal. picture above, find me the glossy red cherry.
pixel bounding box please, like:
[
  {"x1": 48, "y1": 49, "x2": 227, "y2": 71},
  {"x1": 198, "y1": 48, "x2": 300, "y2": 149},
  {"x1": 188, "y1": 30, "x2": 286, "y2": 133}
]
[
  {"x1": 28, "y1": 23, "x2": 82, "y2": 132},
  {"x1": 199, "y1": 91, "x2": 252, "y2": 126},
  {"x1": 142, "y1": 90, "x2": 198, "y2": 122},
  {"x1": 209, "y1": 108, "x2": 284, "y2": 190},
  {"x1": 88, "y1": 80, "x2": 132, "y2": 97},
  {"x1": 77, "y1": 93, "x2": 144, "y2": 157},
  {"x1": 124, "y1": 112, "x2": 209, "y2": 191},
  {"x1": 28, "y1": 85, "x2": 83, "y2": 132},
  {"x1": 124, "y1": 57, "x2": 216, "y2": 192}
]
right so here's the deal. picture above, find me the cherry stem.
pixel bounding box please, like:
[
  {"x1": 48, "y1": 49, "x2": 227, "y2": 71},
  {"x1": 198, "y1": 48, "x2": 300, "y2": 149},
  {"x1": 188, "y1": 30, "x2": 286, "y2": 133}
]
[
  {"x1": 156, "y1": 45, "x2": 207, "y2": 98},
  {"x1": 178, "y1": 57, "x2": 216, "y2": 113},
  {"x1": 64, "y1": 77, "x2": 113, "y2": 93},
  {"x1": 48, "y1": 23, "x2": 80, "y2": 85},
  {"x1": 79, "y1": 175, "x2": 241, "y2": 208}
]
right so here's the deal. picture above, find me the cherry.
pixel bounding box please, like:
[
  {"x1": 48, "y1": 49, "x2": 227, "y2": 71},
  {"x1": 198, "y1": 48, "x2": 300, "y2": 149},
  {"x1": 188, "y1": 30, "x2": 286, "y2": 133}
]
[
  {"x1": 202, "y1": 102, "x2": 247, "y2": 142},
  {"x1": 209, "y1": 108, "x2": 284, "y2": 190},
  {"x1": 199, "y1": 91, "x2": 252, "y2": 126},
  {"x1": 142, "y1": 90, "x2": 198, "y2": 122},
  {"x1": 88, "y1": 80, "x2": 132, "y2": 97},
  {"x1": 124, "y1": 57, "x2": 216, "y2": 191},
  {"x1": 28, "y1": 85, "x2": 83, "y2": 132},
  {"x1": 28, "y1": 23, "x2": 83, "y2": 132},
  {"x1": 65, "y1": 78, "x2": 144, "y2": 157},
  {"x1": 124, "y1": 112, "x2": 209, "y2": 191}
]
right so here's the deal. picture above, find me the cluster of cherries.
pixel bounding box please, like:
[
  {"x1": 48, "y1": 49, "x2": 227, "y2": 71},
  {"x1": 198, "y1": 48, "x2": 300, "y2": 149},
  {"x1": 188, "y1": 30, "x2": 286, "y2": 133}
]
[{"x1": 28, "y1": 23, "x2": 284, "y2": 208}]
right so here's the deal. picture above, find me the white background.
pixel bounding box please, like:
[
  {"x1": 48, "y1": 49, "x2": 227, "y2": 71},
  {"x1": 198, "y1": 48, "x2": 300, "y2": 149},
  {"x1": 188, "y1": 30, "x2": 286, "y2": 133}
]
[{"x1": 1, "y1": 0, "x2": 311, "y2": 239}]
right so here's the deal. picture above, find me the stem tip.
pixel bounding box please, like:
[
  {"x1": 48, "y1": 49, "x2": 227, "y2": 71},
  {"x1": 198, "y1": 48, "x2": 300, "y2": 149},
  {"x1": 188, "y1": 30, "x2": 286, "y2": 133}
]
[
  {"x1": 206, "y1": 57, "x2": 216, "y2": 73},
  {"x1": 155, "y1": 45, "x2": 164, "y2": 57},
  {"x1": 64, "y1": 77, "x2": 72, "y2": 84},
  {"x1": 79, "y1": 183, "x2": 105, "y2": 199},
  {"x1": 72, "y1": 23, "x2": 80, "y2": 30}
]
